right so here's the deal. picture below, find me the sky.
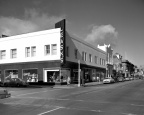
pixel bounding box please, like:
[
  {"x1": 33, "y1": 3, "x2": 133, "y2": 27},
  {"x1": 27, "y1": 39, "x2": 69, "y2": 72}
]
[{"x1": 0, "y1": 0, "x2": 144, "y2": 67}]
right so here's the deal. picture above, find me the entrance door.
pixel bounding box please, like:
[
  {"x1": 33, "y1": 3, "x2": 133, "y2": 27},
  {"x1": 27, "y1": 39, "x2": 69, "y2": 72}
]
[{"x1": 44, "y1": 70, "x2": 59, "y2": 82}]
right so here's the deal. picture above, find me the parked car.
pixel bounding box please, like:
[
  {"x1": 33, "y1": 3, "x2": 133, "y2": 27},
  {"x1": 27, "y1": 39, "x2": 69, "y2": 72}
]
[
  {"x1": 125, "y1": 77, "x2": 130, "y2": 81},
  {"x1": 129, "y1": 77, "x2": 134, "y2": 80},
  {"x1": 4, "y1": 78, "x2": 29, "y2": 87},
  {"x1": 103, "y1": 78, "x2": 115, "y2": 84},
  {"x1": 0, "y1": 87, "x2": 11, "y2": 99},
  {"x1": 118, "y1": 77, "x2": 124, "y2": 82}
]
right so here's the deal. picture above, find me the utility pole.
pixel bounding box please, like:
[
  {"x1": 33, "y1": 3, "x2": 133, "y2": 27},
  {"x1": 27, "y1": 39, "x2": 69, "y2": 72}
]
[{"x1": 78, "y1": 60, "x2": 81, "y2": 87}]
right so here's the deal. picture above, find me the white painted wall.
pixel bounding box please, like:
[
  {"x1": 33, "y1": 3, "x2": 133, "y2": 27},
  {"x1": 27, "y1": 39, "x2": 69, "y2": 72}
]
[{"x1": 0, "y1": 28, "x2": 61, "y2": 64}]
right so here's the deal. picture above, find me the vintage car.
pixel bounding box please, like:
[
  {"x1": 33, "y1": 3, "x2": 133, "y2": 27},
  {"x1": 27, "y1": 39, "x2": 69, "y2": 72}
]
[
  {"x1": 3, "y1": 78, "x2": 29, "y2": 87},
  {"x1": 0, "y1": 87, "x2": 11, "y2": 99},
  {"x1": 103, "y1": 78, "x2": 115, "y2": 84}
]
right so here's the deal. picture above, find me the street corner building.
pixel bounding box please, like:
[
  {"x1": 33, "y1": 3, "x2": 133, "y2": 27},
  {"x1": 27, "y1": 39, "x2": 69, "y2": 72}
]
[{"x1": 0, "y1": 19, "x2": 107, "y2": 85}]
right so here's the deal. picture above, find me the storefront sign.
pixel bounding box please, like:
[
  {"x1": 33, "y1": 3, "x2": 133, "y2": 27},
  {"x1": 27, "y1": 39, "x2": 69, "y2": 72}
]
[
  {"x1": 60, "y1": 28, "x2": 64, "y2": 64},
  {"x1": 55, "y1": 19, "x2": 66, "y2": 66}
]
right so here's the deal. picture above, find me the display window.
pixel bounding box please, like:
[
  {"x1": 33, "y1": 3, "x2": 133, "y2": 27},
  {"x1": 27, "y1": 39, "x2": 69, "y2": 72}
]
[
  {"x1": 0, "y1": 71, "x2": 1, "y2": 81},
  {"x1": 46, "y1": 70, "x2": 60, "y2": 82},
  {"x1": 5, "y1": 70, "x2": 18, "y2": 79},
  {"x1": 72, "y1": 69, "x2": 78, "y2": 82},
  {"x1": 23, "y1": 69, "x2": 38, "y2": 82},
  {"x1": 60, "y1": 69, "x2": 70, "y2": 82}
]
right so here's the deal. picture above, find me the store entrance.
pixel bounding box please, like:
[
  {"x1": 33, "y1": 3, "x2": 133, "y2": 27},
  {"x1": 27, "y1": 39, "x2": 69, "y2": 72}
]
[{"x1": 44, "y1": 70, "x2": 59, "y2": 83}]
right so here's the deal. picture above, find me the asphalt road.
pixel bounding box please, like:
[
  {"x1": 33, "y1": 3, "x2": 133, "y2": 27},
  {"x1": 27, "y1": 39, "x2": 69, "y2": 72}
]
[{"x1": 0, "y1": 79, "x2": 144, "y2": 115}]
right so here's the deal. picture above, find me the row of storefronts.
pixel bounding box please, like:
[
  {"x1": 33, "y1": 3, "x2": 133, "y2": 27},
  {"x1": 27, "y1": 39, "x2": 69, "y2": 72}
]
[
  {"x1": 0, "y1": 62, "x2": 106, "y2": 84},
  {"x1": 0, "y1": 19, "x2": 107, "y2": 84}
]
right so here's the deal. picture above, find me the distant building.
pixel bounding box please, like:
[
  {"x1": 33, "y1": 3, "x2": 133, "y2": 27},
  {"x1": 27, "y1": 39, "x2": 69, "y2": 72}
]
[
  {"x1": 122, "y1": 60, "x2": 134, "y2": 77},
  {"x1": 0, "y1": 19, "x2": 106, "y2": 84},
  {"x1": 98, "y1": 44, "x2": 113, "y2": 78}
]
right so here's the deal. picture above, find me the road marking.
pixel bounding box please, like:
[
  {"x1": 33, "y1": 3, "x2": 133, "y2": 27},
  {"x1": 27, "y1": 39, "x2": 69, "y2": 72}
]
[
  {"x1": 37, "y1": 107, "x2": 63, "y2": 115},
  {"x1": 131, "y1": 104, "x2": 144, "y2": 106},
  {"x1": 65, "y1": 107, "x2": 103, "y2": 113},
  {"x1": 11, "y1": 89, "x2": 61, "y2": 97},
  {"x1": 59, "y1": 89, "x2": 104, "y2": 98},
  {"x1": 122, "y1": 113, "x2": 137, "y2": 115}
]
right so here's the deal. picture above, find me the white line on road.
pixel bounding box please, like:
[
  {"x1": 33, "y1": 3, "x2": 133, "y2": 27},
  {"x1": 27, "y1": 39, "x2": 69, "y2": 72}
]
[
  {"x1": 131, "y1": 104, "x2": 144, "y2": 107},
  {"x1": 11, "y1": 89, "x2": 61, "y2": 97},
  {"x1": 37, "y1": 107, "x2": 63, "y2": 115}
]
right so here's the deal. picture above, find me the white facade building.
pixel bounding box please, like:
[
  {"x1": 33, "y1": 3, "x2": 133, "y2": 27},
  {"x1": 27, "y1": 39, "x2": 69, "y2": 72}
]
[{"x1": 0, "y1": 19, "x2": 106, "y2": 84}]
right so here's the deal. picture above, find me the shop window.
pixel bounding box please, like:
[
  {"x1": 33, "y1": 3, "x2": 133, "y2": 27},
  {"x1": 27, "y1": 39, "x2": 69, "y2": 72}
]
[
  {"x1": 61, "y1": 69, "x2": 70, "y2": 82},
  {"x1": 0, "y1": 50, "x2": 6, "y2": 59},
  {"x1": 11, "y1": 49, "x2": 17, "y2": 58},
  {"x1": 5, "y1": 70, "x2": 18, "y2": 79},
  {"x1": 51, "y1": 44, "x2": 57, "y2": 55},
  {"x1": 45, "y1": 45, "x2": 50, "y2": 55},
  {"x1": 23, "y1": 69, "x2": 38, "y2": 82},
  {"x1": 0, "y1": 71, "x2": 1, "y2": 81},
  {"x1": 25, "y1": 47, "x2": 30, "y2": 57},
  {"x1": 46, "y1": 70, "x2": 60, "y2": 82},
  {"x1": 31, "y1": 46, "x2": 36, "y2": 57}
]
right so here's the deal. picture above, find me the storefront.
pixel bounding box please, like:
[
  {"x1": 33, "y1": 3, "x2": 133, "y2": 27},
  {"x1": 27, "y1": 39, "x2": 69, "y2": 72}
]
[
  {"x1": 5, "y1": 69, "x2": 18, "y2": 79},
  {"x1": 43, "y1": 68, "x2": 71, "y2": 83},
  {"x1": 23, "y1": 69, "x2": 38, "y2": 82}
]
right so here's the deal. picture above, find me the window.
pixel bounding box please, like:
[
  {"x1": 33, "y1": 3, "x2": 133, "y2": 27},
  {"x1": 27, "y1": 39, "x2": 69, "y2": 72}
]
[
  {"x1": 82, "y1": 51, "x2": 84, "y2": 60},
  {"x1": 51, "y1": 44, "x2": 57, "y2": 55},
  {"x1": 75, "y1": 49, "x2": 78, "y2": 59},
  {"x1": 82, "y1": 51, "x2": 87, "y2": 61},
  {"x1": 103, "y1": 59, "x2": 105, "y2": 66},
  {"x1": 31, "y1": 46, "x2": 36, "y2": 57},
  {"x1": 66, "y1": 46, "x2": 69, "y2": 57},
  {"x1": 45, "y1": 45, "x2": 50, "y2": 55},
  {"x1": 23, "y1": 69, "x2": 38, "y2": 82},
  {"x1": 100, "y1": 58, "x2": 102, "y2": 65},
  {"x1": 84, "y1": 52, "x2": 87, "y2": 61},
  {"x1": 89, "y1": 54, "x2": 92, "y2": 62},
  {"x1": 5, "y1": 70, "x2": 18, "y2": 79},
  {"x1": 0, "y1": 71, "x2": 1, "y2": 82},
  {"x1": 25, "y1": 47, "x2": 30, "y2": 57},
  {"x1": 95, "y1": 56, "x2": 97, "y2": 64},
  {"x1": 11, "y1": 49, "x2": 17, "y2": 58},
  {"x1": 0, "y1": 50, "x2": 6, "y2": 59}
]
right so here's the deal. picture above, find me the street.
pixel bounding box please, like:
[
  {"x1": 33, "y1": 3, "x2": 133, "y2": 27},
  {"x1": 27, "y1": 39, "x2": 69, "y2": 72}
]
[{"x1": 0, "y1": 80, "x2": 144, "y2": 115}]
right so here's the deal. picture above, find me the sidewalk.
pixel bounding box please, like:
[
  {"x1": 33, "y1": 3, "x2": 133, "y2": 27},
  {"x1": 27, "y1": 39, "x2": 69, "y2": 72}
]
[{"x1": 53, "y1": 81, "x2": 103, "y2": 89}]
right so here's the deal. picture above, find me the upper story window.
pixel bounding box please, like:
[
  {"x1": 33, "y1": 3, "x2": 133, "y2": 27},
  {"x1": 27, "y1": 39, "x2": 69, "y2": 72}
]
[
  {"x1": 11, "y1": 49, "x2": 17, "y2": 59},
  {"x1": 25, "y1": 47, "x2": 30, "y2": 57},
  {"x1": 95, "y1": 56, "x2": 98, "y2": 64},
  {"x1": 51, "y1": 44, "x2": 57, "y2": 55},
  {"x1": 0, "y1": 50, "x2": 6, "y2": 59},
  {"x1": 103, "y1": 59, "x2": 105, "y2": 66},
  {"x1": 31, "y1": 46, "x2": 36, "y2": 57},
  {"x1": 82, "y1": 51, "x2": 87, "y2": 61},
  {"x1": 82, "y1": 51, "x2": 84, "y2": 60},
  {"x1": 66, "y1": 46, "x2": 69, "y2": 57},
  {"x1": 84, "y1": 52, "x2": 87, "y2": 61},
  {"x1": 89, "y1": 54, "x2": 92, "y2": 62},
  {"x1": 100, "y1": 58, "x2": 102, "y2": 65},
  {"x1": 75, "y1": 49, "x2": 78, "y2": 59},
  {"x1": 45, "y1": 45, "x2": 50, "y2": 55}
]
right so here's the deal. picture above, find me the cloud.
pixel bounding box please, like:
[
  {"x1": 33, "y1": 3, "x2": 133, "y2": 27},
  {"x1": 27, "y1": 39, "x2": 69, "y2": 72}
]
[
  {"x1": 85, "y1": 25, "x2": 118, "y2": 48},
  {"x1": 0, "y1": 9, "x2": 65, "y2": 36}
]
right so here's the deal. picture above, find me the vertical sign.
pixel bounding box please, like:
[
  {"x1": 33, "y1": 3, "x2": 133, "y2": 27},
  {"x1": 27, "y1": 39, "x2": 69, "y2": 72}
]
[{"x1": 55, "y1": 19, "x2": 66, "y2": 66}]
